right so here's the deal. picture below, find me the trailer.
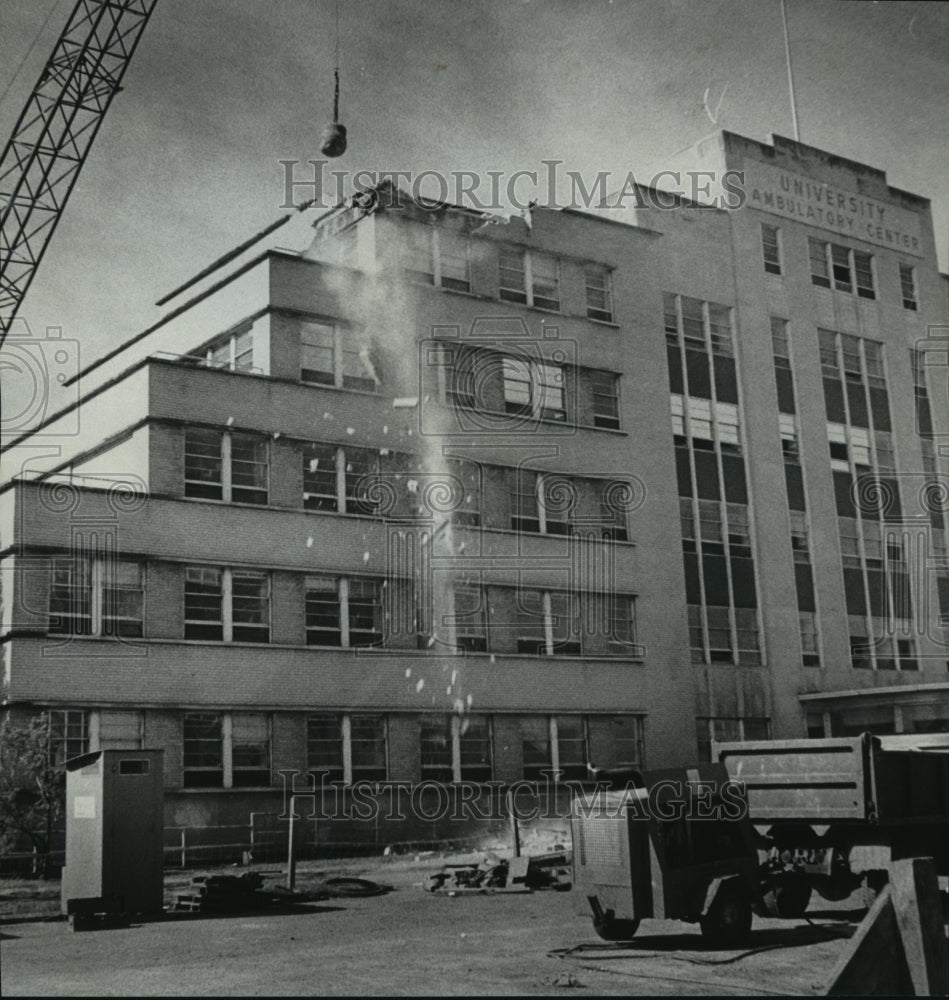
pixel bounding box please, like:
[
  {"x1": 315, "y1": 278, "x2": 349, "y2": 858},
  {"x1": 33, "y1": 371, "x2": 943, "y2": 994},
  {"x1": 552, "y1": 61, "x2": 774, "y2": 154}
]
[
  {"x1": 571, "y1": 763, "x2": 766, "y2": 946},
  {"x1": 713, "y1": 733, "x2": 949, "y2": 916},
  {"x1": 572, "y1": 734, "x2": 949, "y2": 943}
]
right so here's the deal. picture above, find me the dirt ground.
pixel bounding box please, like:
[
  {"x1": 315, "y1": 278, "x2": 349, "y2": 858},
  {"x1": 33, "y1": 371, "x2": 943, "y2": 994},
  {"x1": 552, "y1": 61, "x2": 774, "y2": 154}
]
[{"x1": 0, "y1": 854, "x2": 883, "y2": 996}]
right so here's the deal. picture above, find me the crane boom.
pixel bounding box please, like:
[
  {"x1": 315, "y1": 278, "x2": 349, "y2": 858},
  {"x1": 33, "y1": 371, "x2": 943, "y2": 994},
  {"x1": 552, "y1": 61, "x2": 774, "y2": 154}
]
[{"x1": 0, "y1": 0, "x2": 158, "y2": 342}]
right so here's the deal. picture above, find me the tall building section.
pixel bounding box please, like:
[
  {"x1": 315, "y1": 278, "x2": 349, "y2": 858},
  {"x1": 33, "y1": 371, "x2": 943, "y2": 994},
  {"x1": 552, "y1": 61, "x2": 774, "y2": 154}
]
[{"x1": 1, "y1": 130, "x2": 947, "y2": 846}]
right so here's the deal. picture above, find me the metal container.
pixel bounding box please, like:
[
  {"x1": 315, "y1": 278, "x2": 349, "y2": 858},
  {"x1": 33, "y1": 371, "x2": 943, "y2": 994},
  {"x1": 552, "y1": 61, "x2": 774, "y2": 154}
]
[{"x1": 61, "y1": 749, "x2": 165, "y2": 918}]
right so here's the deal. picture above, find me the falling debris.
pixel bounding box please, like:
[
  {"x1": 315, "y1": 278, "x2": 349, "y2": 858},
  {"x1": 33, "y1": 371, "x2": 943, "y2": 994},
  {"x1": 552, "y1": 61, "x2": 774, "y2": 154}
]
[
  {"x1": 407, "y1": 479, "x2": 419, "y2": 494},
  {"x1": 416, "y1": 678, "x2": 425, "y2": 692},
  {"x1": 363, "y1": 551, "x2": 370, "y2": 562},
  {"x1": 226, "y1": 416, "x2": 234, "y2": 426},
  {"x1": 346, "y1": 427, "x2": 355, "y2": 435},
  {"x1": 405, "y1": 668, "x2": 412, "y2": 678},
  {"x1": 306, "y1": 537, "x2": 314, "y2": 548}
]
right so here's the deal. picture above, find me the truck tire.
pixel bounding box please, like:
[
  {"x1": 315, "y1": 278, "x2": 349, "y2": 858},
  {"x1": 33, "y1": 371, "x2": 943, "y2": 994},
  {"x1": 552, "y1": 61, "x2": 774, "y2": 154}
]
[
  {"x1": 775, "y1": 875, "x2": 812, "y2": 918},
  {"x1": 700, "y1": 879, "x2": 753, "y2": 948}
]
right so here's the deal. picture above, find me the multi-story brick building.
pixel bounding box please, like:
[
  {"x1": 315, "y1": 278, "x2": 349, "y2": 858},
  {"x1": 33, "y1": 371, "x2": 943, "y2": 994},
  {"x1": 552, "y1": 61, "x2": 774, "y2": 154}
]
[{"x1": 2, "y1": 129, "x2": 947, "y2": 845}]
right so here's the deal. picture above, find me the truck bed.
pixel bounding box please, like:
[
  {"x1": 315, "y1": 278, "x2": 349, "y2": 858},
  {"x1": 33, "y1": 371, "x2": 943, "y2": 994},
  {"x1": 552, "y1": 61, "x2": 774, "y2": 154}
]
[{"x1": 714, "y1": 734, "x2": 949, "y2": 825}]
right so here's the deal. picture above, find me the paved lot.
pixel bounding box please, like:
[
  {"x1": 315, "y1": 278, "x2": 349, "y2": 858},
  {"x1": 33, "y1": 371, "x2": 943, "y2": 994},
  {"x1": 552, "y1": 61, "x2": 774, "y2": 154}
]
[{"x1": 0, "y1": 861, "x2": 868, "y2": 996}]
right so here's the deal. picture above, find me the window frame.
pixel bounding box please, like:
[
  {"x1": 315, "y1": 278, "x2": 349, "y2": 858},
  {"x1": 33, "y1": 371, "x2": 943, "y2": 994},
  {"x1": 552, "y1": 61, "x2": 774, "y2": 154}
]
[
  {"x1": 184, "y1": 427, "x2": 269, "y2": 505},
  {"x1": 585, "y1": 265, "x2": 614, "y2": 322},
  {"x1": 184, "y1": 566, "x2": 271, "y2": 643},
  {"x1": 761, "y1": 224, "x2": 782, "y2": 275},
  {"x1": 300, "y1": 318, "x2": 378, "y2": 392},
  {"x1": 48, "y1": 556, "x2": 145, "y2": 638},
  {"x1": 498, "y1": 247, "x2": 561, "y2": 312}
]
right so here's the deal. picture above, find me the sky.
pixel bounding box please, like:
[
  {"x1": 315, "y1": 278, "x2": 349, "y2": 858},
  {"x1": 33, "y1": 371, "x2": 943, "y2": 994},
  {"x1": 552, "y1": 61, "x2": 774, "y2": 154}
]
[{"x1": 1, "y1": 0, "x2": 948, "y2": 377}]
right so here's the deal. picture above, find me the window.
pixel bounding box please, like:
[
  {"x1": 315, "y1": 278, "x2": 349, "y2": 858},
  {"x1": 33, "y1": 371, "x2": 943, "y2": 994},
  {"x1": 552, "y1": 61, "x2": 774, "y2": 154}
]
[
  {"x1": 899, "y1": 263, "x2": 917, "y2": 310},
  {"x1": 183, "y1": 711, "x2": 270, "y2": 788},
  {"x1": 102, "y1": 562, "x2": 145, "y2": 637},
  {"x1": 510, "y1": 470, "x2": 541, "y2": 533},
  {"x1": 438, "y1": 232, "x2": 472, "y2": 292},
  {"x1": 585, "y1": 265, "x2": 613, "y2": 322},
  {"x1": 303, "y1": 443, "x2": 338, "y2": 511},
  {"x1": 306, "y1": 713, "x2": 344, "y2": 781},
  {"x1": 809, "y1": 240, "x2": 875, "y2": 299},
  {"x1": 350, "y1": 714, "x2": 387, "y2": 782},
  {"x1": 348, "y1": 579, "x2": 383, "y2": 647},
  {"x1": 49, "y1": 557, "x2": 144, "y2": 637},
  {"x1": 231, "y1": 571, "x2": 270, "y2": 642},
  {"x1": 530, "y1": 253, "x2": 561, "y2": 311},
  {"x1": 808, "y1": 238, "x2": 830, "y2": 288},
  {"x1": 799, "y1": 611, "x2": 820, "y2": 667},
  {"x1": 831, "y1": 244, "x2": 852, "y2": 292},
  {"x1": 498, "y1": 248, "x2": 527, "y2": 304},
  {"x1": 516, "y1": 589, "x2": 547, "y2": 654},
  {"x1": 459, "y1": 715, "x2": 492, "y2": 782},
  {"x1": 300, "y1": 319, "x2": 377, "y2": 391},
  {"x1": 305, "y1": 576, "x2": 383, "y2": 648},
  {"x1": 521, "y1": 716, "x2": 551, "y2": 781},
  {"x1": 515, "y1": 589, "x2": 583, "y2": 656},
  {"x1": 306, "y1": 713, "x2": 387, "y2": 783},
  {"x1": 555, "y1": 716, "x2": 588, "y2": 781},
  {"x1": 303, "y1": 443, "x2": 401, "y2": 515},
  {"x1": 502, "y1": 357, "x2": 565, "y2": 421},
  {"x1": 761, "y1": 224, "x2": 781, "y2": 275},
  {"x1": 447, "y1": 460, "x2": 481, "y2": 527},
  {"x1": 305, "y1": 576, "x2": 342, "y2": 646},
  {"x1": 184, "y1": 427, "x2": 223, "y2": 500},
  {"x1": 453, "y1": 584, "x2": 487, "y2": 652},
  {"x1": 403, "y1": 226, "x2": 472, "y2": 292},
  {"x1": 184, "y1": 567, "x2": 270, "y2": 643},
  {"x1": 49, "y1": 557, "x2": 92, "y2": 635},
  {"x1": 48, "y1": 710, "x2": 89, "y2": 766},
  {"x1": 183, "y1": 712, "x2": 223, "y2": 787},
  {"x1": 612, "y1": 715, "x2": 645, "y2": 770},
  {"x1": 230, "y1": 714, "x2": 271, "y2": 787},
  {"x1": 184, "y1": 428, "x2": 268, "y2": 504},
  {"x1": 202, "y1": 327, "x2": 255, "y2": 373},
  {"x1": 853, "y1": 251, "x2": 874, "y2": 299},
  {"x1": 498, "y1": 248, "x2": 560, "y2": 311},
  {"x1": 608, "y1": 595, "x2": 638, "y2": 653},
  {"x1": 420, "y1": 716, "x2": 453, "y2": 783},
  {"x1": 590, "y1": 371, "x2": 620, "y2": 429}
]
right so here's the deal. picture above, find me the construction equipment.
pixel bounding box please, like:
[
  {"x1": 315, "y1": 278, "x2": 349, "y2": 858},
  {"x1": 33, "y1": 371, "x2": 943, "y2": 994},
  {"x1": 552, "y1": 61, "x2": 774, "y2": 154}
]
[
  {"x1": 714, "y1": 733, "x2": 949, "y2": 916},
  {"x1": 0, "y1": 0, "x2": 159, "y2": 341},
  {"x1": 571, "y1": 763, "x2": 764, "y2": 946}
]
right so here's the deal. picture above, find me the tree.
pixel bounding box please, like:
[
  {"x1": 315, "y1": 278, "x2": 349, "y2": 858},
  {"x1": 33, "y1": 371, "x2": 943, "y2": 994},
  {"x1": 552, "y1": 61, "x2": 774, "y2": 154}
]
[{"x1": 0, "y1": 714, "x2": 65, "y2": 877}]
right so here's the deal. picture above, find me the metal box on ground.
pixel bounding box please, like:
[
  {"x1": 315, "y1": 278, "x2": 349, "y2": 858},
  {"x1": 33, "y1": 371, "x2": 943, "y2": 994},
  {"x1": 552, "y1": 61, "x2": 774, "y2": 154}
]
[
  {"x1": 61, "y1": 749, "x2": 164, "y2": 919},
  {"x1": 572, "y1": 764, "x2": 761, "y2": 945}
]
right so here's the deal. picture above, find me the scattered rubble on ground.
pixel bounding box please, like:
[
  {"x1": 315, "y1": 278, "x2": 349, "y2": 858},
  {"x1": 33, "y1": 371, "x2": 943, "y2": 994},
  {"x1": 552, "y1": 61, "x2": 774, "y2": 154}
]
[{"x1": 423, "y1": 851, "x2": 572, "y2": 896}]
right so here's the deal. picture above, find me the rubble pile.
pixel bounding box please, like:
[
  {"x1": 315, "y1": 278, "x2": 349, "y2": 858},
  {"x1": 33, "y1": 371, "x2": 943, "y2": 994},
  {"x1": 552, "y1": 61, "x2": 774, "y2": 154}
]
[{"x1": 423, "y1": 852, "x2": 572, "y2": 896}]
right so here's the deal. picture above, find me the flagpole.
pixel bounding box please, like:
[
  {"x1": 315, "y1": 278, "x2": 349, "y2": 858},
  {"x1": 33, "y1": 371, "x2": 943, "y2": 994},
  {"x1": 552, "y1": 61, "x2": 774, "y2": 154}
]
[{"x1": 781, "y1": 0, "x2": 801, "y2": 142}]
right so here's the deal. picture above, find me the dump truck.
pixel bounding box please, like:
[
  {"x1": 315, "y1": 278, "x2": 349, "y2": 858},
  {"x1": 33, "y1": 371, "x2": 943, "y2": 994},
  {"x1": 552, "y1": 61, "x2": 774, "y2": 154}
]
[
  {"x1": 713, "y1": 732, "x2": 949, "y2": 917},
  {"x1": 572, "y1": 733, "x2": 949, "y2": 943}
]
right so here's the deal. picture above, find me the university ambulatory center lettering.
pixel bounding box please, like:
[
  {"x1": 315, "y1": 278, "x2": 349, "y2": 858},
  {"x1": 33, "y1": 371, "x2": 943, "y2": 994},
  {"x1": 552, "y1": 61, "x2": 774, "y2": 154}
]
[{"x1": 743, "y1": 161, "x2": 923, "y2": 256}]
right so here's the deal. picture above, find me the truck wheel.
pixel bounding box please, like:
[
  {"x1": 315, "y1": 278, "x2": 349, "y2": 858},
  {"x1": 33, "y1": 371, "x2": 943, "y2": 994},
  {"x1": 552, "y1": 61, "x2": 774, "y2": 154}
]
[
  {"x1": 700, "y1": 880, "x2": 753, "y2": 948},
  {"x1": 775, "y1": 876, "x2": 812, "y2": 918},
  {"x1": 593, "y1": 915, "x2": 640, "y2": 942}
]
